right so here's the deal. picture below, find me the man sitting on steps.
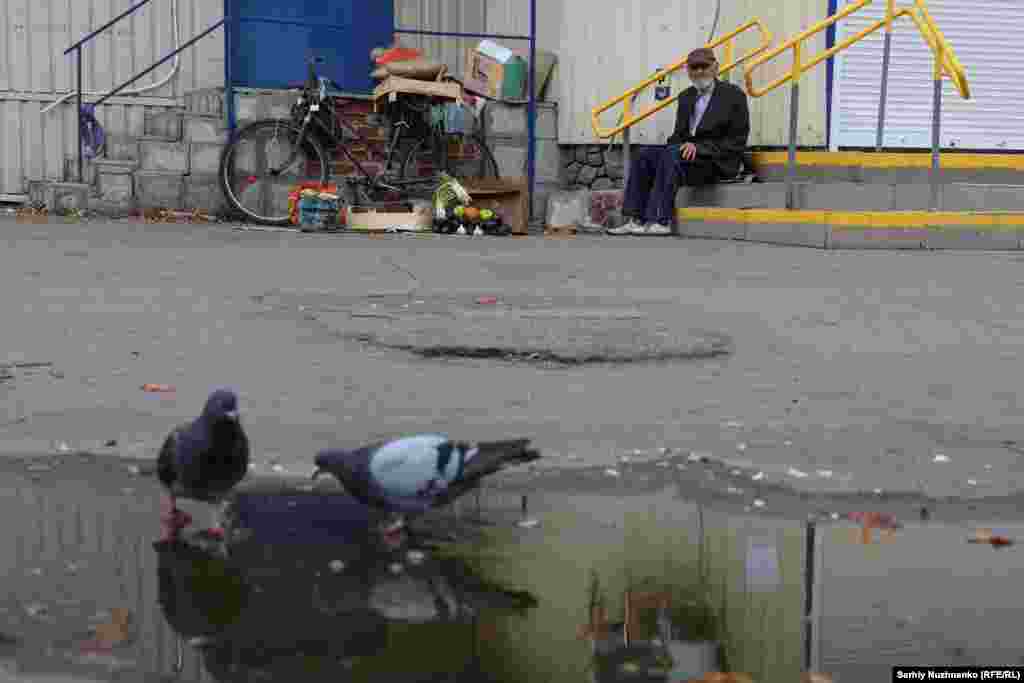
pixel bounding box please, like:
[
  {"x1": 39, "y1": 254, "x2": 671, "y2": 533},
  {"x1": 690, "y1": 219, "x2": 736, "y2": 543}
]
[{"x1": 608, "y1": 47, "x2": 751, "y2": 236}]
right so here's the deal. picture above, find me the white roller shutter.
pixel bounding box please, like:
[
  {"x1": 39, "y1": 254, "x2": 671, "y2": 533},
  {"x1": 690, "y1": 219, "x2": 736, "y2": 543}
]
[{"x1": 830, "y1": 0, "x2": 1024, "y2": 150}]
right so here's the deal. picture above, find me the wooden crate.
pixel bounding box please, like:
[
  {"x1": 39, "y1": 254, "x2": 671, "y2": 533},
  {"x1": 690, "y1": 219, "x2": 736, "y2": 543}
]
[
  {"x1": 372, "y1": 76, "x2": 463, "y2": 105},
  {"x1": 461, "y1": 178, "x2": 529, "y2": 235}
]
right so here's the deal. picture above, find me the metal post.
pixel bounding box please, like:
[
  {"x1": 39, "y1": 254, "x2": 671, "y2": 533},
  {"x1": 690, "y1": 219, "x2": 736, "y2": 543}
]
[
  {"x1": 723, "y1": 40, "x2": 735, "y2": 85},
  {"x1": 786, "y1": 82, "x2": 800, "y2": 210},
  {"x1": 930, "y1": 75, "x2": 942, "y2": 211},
  {"x1": 875, "y1": 30, "x2": 893, "y2": 151},
  {"x1": 622, "y1": 127, "x2": 631, "y2": 191},
  {"x1": 803, "y1": 521, "x2": 816, "y2": 673},
  {"x1": 224, "y1": 0, "x2": 236, "y2": 133},
  {"x1": 76, "y1": 47, "x2": 84, "y2": 184},
  {"x1": 526, "y1": 0, "x2": 537, "y2": 221}
]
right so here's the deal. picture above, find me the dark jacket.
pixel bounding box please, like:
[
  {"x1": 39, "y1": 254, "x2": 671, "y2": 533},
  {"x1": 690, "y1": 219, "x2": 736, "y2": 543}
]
[{"x1": 666, "y1": 79, "x2": 750, "y2": 180}]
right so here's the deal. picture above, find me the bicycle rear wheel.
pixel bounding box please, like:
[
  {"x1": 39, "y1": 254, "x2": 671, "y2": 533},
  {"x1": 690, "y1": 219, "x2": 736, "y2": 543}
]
[
  {"x1": 219, "y1": 120, "x2": 329, "y2": 226},
  {"x1": 398, "y1": 133, "x2": 499, "y2": 200}
]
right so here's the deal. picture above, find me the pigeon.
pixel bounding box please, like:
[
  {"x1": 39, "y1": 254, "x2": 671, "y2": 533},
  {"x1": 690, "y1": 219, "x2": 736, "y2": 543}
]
[
  {"x1": 157, "y1": 389, "x2": 250, "y2": 538},
  {"x1": 312, "y1": 434, "x2": 540, "y2": 539}
]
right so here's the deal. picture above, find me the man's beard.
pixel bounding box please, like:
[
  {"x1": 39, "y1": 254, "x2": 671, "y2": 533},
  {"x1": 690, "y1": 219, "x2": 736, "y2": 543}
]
[{"x1": 693, "y1": 77, "x2": 714, "y2": 92}]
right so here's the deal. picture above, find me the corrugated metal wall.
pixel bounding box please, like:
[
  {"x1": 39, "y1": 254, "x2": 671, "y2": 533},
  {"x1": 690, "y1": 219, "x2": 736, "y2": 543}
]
[
  {"x1": 0, "y1": 0, "x2": 223, "y2": 197},
  {"x1": 486, "y1": 0, "x2": 828, "y2": 147},
  {"x1": 394, "y1": 0, "x2": 486, "y2": 83},
  {"x1": 0, "y1": 0, "x2": 482, "y2": 198}
]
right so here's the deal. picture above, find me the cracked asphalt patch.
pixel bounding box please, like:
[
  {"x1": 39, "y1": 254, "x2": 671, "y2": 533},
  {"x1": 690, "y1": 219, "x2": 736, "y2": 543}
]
[
  {"x1": 10, "y1": 218, "x2": 1024, "y2": 509},
  {"x1": 250, "y1": 291, "x2": 733, "y2": 366}
]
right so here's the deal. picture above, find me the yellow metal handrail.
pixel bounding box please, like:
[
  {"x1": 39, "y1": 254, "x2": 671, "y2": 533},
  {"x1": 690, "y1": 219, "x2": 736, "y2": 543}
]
[
  {"x1": 743, "y1": 0, "x2": 969, "y2": 100},
  {"x1": 908, "y1": 0, "x2": 968, "y2": 95},
  {"x1": 589, "y1": 18, "x2": 774, "y2": 139}
]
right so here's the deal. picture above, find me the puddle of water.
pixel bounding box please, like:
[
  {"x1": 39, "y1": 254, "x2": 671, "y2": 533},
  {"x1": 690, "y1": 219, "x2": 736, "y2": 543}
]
[{"x1": 0, "y1": 454, "x2": 1021, "y2": 682}]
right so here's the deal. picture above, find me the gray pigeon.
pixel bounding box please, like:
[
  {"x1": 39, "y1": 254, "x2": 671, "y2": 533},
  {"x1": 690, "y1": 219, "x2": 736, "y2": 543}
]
[
  {"x1": 312, "y1": 434, "x2": 540, "y2": 536},
  {"x1": 157, "y1": 389, "x2": 250, "y2": 533}
]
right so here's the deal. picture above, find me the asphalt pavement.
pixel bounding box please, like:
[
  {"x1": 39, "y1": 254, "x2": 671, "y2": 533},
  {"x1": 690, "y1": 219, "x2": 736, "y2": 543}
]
[{"x1": 3, "y1": 217, "x2": 1024, "y2": 506}]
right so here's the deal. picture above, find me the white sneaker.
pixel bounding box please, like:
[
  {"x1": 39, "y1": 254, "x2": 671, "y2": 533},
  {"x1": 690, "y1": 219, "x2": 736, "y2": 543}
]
[
  {"x1": 646, "y1": 223, "x2": 672, "y2": 236},
  {"x1": 607, "y1": 220, "x2": 641, "y2": 236},
  {"x1": 629, "y1": 222, "x2": 650, "y2": 235}
]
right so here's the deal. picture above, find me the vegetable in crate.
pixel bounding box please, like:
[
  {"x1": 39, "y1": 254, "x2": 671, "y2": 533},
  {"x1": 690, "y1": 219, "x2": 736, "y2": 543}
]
[{"x1": 433, "y1": 174, "x2": 471, "y2": 220}]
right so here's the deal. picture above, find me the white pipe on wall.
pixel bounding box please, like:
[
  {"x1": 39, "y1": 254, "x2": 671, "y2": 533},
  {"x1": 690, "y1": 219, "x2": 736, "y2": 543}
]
[{"x1": 40, "y1": 0, "x2": 182, "y2": 116}]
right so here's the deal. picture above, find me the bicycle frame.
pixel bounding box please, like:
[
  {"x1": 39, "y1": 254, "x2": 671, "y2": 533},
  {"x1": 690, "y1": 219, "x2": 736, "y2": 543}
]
[{"x1": 283, "y1": 62, "x2": 451, "y2": 196}]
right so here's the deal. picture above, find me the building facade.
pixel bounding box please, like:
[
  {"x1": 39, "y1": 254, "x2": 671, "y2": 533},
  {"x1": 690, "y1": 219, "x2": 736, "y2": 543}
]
[{"x1": 1, "y1": 0, "x2": 1021, "y2": 200}]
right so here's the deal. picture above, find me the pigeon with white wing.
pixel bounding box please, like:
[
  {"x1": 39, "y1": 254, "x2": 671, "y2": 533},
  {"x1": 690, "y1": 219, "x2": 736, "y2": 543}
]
[{"x1": 312, "y1": 434, "x2": 540, "y2": 541}]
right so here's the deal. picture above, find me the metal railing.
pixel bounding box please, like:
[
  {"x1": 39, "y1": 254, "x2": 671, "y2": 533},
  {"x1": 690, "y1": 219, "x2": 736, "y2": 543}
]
[
  {"x1": 62, "y1": 0, "x2": 224, "y2": 185},
  {"x1": 743, "y1": 0, "x2": 970, "y2": 210},
  {"x1": 589, "y1": 19, "x2": 773, "y2": 189}
]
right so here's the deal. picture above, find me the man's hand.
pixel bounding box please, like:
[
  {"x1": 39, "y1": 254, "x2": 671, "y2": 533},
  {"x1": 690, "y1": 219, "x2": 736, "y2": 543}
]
[{"x1": 679, "y1": 143, "x2": 697, "y2": 162}]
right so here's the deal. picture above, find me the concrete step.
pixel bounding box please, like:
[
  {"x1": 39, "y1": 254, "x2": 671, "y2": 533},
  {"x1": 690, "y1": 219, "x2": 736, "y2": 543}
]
[
  {"x1": 135, "y1": 171, "x2": 185, "y2": 209},
  {"x1": 234, "y1": 89, "x2": 297, "y2": 124},
  {"x1": 132, "y1": 170, "x2": 226, "y2": 213},
  {"x1": 96, "y1": 170, "x2": 134, "y2": 202},
  {"x1": 45, "y1": 182, "x2": 91, "y2": 213},
  {"x1": 104, "y1": 135, "x2": 138, "y2": 162},
  {"x1": 184, "y1": 113, "x2": 227, "y2": 144},
  {"x1": 138, "y1": 138, "x2": 188, "y2": 173},
  {"x1": 94, "y1": 157, "x2": 136, "y2": 203},
  {"x1": 676, "y1": 207, "x2": 1024, "y2": 251},
  {"x1": 94, "y1": 158, "x2": 138, "y2": 173},
  {"x1": 183, "y1": 87, "x2": 296, "y2": 124},
  {"x1": 751, "y1": 151, "x2": 1024, "y2": 185},
  {"x1": 185, "y1": 87, "x2": 226, "y2": 117},
  {"x1": 144, "y1": 110, "x2": 184, "y2": 141},
  {"x1": 183, "y1": 173, "x2": 228, "y2": 214},
  {"x1": 88, "y1": 195, "x2": 135, "y2": 218},
  {"x1": 63, "y1": 157, "x2": 96, "y2": 186},
  {"x1": 676, "y1": 182, "x2": 1024, "y2": 213}
]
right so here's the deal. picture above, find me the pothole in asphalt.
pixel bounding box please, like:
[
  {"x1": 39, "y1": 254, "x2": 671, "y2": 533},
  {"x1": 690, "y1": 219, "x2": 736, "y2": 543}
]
[{"x1": 250, "y1": 291, "x2": 734, "y2": 366}]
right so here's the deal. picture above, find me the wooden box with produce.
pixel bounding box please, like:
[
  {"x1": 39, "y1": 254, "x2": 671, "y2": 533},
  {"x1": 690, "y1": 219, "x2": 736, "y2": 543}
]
[
  {"x1": 463, "y1": 179, "x2": 528, "y2": 235},
  {"x1": 431, "y1": 175, "x2": 527, "y2": 236}
]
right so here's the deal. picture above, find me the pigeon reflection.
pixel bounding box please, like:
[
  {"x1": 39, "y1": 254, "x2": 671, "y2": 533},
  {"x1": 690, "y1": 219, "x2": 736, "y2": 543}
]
[{"x1": 154, "y1": 500, "x2": 538, "y2": 682}]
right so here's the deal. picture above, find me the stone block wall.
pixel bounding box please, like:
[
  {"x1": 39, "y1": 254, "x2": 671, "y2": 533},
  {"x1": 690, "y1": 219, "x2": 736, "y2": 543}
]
[{"x1": 562, "y1": 144, "x2": 625, "y2": 191}]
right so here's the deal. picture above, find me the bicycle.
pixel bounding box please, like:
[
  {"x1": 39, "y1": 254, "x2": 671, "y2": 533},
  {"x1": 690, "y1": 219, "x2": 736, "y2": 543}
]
[{"x1": 219, "y1": 58, "x2": 500, "y2": 226}]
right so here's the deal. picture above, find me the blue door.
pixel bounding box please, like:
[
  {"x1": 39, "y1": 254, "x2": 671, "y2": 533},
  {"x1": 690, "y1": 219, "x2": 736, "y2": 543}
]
[{"x1": 226, "y1": 0, "x2": 394, "y2": 93}]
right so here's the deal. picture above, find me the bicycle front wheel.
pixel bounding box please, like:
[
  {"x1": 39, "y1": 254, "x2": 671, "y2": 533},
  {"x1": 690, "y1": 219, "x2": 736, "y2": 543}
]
[
  {"x1": 399, "y1": 133, "x2": 500, "y2": 200},
  {"x1": 219, "y1": 120, "x2": 329, "y2": 226}
]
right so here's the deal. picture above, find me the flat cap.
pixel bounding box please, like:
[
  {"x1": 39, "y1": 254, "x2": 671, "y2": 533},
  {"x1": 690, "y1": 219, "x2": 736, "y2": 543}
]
[{"x1": 686, "y1": 47, "x2": 716, "y2": 67}]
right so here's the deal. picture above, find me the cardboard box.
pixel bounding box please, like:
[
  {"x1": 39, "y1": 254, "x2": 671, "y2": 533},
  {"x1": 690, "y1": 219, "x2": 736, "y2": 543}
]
[
  {"x1": 462, "y1": 178, "x2": 529, "y2": 235},
  {"x1": 464, "y1": 48, "x2": 526, "y2": 101},
  {"x1": 348, "y1": 203, "x2": 432, "y2": 232},
  {"x1": 463, "y1": 46, "x2": 558, "y2": 102}
]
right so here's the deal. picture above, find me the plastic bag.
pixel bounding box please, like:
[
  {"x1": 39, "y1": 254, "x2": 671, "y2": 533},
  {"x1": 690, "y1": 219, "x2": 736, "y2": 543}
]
[
  {"x1": 444, "y1": 103, "x2": 471, "y2": 134},
  {"x1": 546, "y1": 189, "x2": 589, "y2": 230},
  {"x1": 374, "y1": 47, "x2": 424, "y2": 65},
  {"x1": 431, "y1": 104, "x2": 470, "y2": 134}
]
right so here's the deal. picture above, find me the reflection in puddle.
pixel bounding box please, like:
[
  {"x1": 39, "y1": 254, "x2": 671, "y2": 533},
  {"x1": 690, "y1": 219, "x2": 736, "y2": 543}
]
[{"x1": 0, "y1": 454, "x2": 1021, "y2": 682}]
